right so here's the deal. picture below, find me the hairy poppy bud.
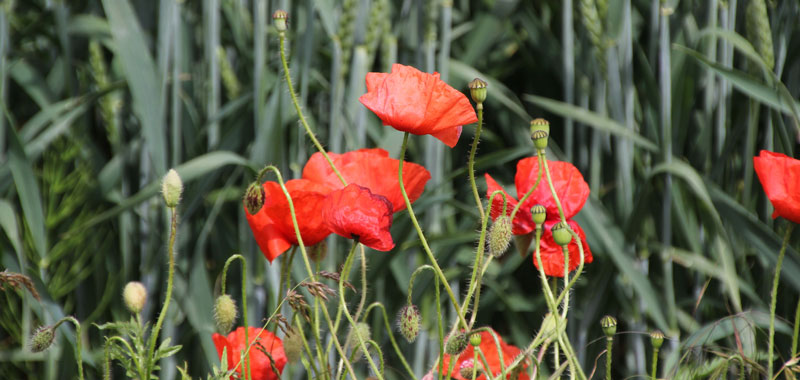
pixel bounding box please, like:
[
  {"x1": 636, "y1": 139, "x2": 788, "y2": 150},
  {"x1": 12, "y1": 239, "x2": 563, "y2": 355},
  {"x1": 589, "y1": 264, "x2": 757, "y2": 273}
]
[
  {"x1": 122, "y1": 281, "x2": 147, "y2": 314},
  {"x1": 284, "y1": 330, "x2": 304, "y2": 363},
  {"x1": 468, "y1": 78, "x2": 488, "y2": 104},
  {"x1": 650, "y1": 330, "x2": 664, "y2": 349},
  {"x1": 469, "y1": 332, "x2": 482, "y2": 347},
  {"x1": 551, "y1": 222, "x2": 572, "y2": 247},
  {"x1": 445, "y1": 331, "x2": 469, "y2": 355},
  {"x1": 162, "y1": 169, "x2": 183, "y2": 208},
  {"x1": 213, "y1": 294, "x2": 238, "y2": 334},
  {"x1": 308, "y1": 241, "x2": 328, "y2": 263},
  {"x1": 600, "y1": 315, "x2": 617, "y2": 338},
  {"x1": 346, "y1": 322, "x2": 372, "y2": 360},
  {"x1": 488, "y1": 215, "x2": 512, "y2": 257},
  {"x1": 244, "y1": 182, "x2": 265, "y2": 215},
  {"x1": 541, "y1": 312, "x2": 566, "y2": 342},
  {"x1": 531, "y1": 205, "x2": 546, "y2": 226},
  {"x1": 273, "y1": 10, "x2": 288, "y2": 32},
  {"x1": 397, "y1": 304, "x2": 421, "y2": 343},
  {"x1": 31, "y1": 325, "x2": 55, "y2": 353},
  {"x1": 530, "y1": 118, "x2": 550, "y2": 151},
  {"x1": 459, "y1": 359, "x2": 481, "y2": 380}
]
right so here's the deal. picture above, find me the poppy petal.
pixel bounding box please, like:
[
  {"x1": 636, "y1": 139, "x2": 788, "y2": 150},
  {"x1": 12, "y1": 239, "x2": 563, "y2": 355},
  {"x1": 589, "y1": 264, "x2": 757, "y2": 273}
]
[
  {"x1": 212, "y1": 327, "x2": 287, "y2": 380},
  {"x1": 440, "y1": 328, "x2": 530, "y2": 380},
  {"x1": 323, "y1": 184, "x2": 395, "y2": 251},
  {"x1": 244, "y1": 211, "x2": 292, "y2": 263},
  {"x1": 515, "y1": 157, "x2": 589, "y2": 220},
  {"x1": 754, "y1": 150, "x2": 800, "y2": 224},
  {"x1": 533, "y1": 220, "x2": 593, "y2": 277}
]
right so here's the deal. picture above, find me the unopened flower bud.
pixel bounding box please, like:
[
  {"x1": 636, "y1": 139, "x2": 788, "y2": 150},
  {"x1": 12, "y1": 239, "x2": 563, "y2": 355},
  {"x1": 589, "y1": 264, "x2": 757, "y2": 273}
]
[
  {"x1": 308, "y1": 241, "x2": 328, "y2": 263},
  {"x1": 244, "y1": 182, "x2": 266, "y2": 215},
  {"x1": 31, "y1": 325, "x2": 55, "y2": 353},
  {"x1": 531, "y1": 205, "x2": 546, "y2": 226},
  {"x1": 541, "y1": 313, "x2": 566, "y2": 341},
  {"x1": 468, "y1": 78, "x2": 488, "y2": 104},
  {"x1": 122, "y1": 281, "x2": 147, "y2": 314},
  {"x1": 650, "y1": 330, "x2": 665, "y2": 349},
  {"x1": 445, "y1": 331, "x2": 469, "y2": 355},
  {"x1": 469, "y1": 332, "x2": 482, "y2": 347},
  {"x1": 214, "y1": 294, "x2": 238, "y2": 334},
  {"x1": 530, "y1": 118, "x2": 550, "y2": 151},
  {"x1": 273, "y1": 10, "x2": 288, "y2": 32},
  {"x1": 162, "y1": 169, "x2": 183, "y2": 208},
  {"x1": 284, "y1": 330, "x2": 304, "y2": 363},
  {"x1": 551, "y1": 222, "x2": 572, "y2": 247},
  {"x1": 346, "y1": 322, "x2": 372, "y2": 360},
  {"x1": 397, "y1": 304, "x2": 421, "y2": 343},
  {"x1": 488, "y1": 216, "x2": 513, "y2": 257},
  {"x1": 459, "y1": 359, "x2": 481, "y2": 380},
  {"x1": 600, "y1": 315, "x2": 617, "y2": 338}
]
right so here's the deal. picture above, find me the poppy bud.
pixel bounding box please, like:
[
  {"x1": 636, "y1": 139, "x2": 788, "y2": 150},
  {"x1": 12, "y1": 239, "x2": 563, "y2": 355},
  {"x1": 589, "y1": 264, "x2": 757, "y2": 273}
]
[
  {"x1": 650, "y1": 330, "x2": 665, "y2": 349},
  {"x1": 541, "y1": 312, "x2": 566, "y2": 341},
  {"x1": 445, "y1": 331, "x2": 469, "y2": 355},
  {"x1": 308, "y1": 241, "x2": 328, "y2": 263},
  {"x1": 122, "y1": 281, "x2": 147, "y2": 314},
  {"x1": 162, "y1": 169, "x2": 183, "y2": 208},
  {"x1": 244, "y1": 182, "x2": 265, "y2": 215},
  {"x1": 531, "y1": 205, "x2": 546, "y2": 227},
  {"x1": 459, "y1": 359, "x2": 481, "y2": 380},
  {"x1": 551, "y1": 222, "x2": 572, "y2": 247},
  {"x1": 31, "y1": 325, "x2": 55, "y2": 353},
  {"x1": 213, "y1": 294, "x2": 238, "y2": 334},
  {"x1": 284, "y1": 330, "x2": 304, "y2": 363},
  {"x1": 346, "y1": 322, "x2": 372, "y2": 360},
  {"x1": 488, "y1": 215, "x2": 512, "y2": 257},
  {"x1": 468, "y1": 78, "x2": 488, "y2": 104},
  {"x1": 530, "y1": 118, "x2": 550, "y2": 151},
  {"x1": 273, "y1": 10, "x2": 288, "y2": 32},
  {"x1": 469, "y1": 332, "x2": 482, "y2": 347},
  {"x1": 600, "y1": 315, "x2": 617, "y2": 338},
  {"x1": 397, "y1": 304, "x2": 421, "y2": 343}
]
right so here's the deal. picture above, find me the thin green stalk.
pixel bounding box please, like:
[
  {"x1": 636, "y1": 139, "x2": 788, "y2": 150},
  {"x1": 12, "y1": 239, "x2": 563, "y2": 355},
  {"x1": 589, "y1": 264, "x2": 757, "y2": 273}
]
[
  {"x1": 509, "y1": 160, "x2": 544, "y2": 222},
  {"x1": 221, "y1": 254, "x2": 251, "y2": 379},
  {"x1": 468, "y1": 104, "x2": 485, "y2": 219},
  {"x1": 145, "y1": 208, "x2": 177, "y2": 377},
  {"x1": 605, "y1": 337, "x2": 613, "y2": 380},
  {"x1": 105, "y1": 336, "x2": 139, "y2": 379},
  {"x1": 406, "y1": 265, "x2": 444, "y2": 380},
  {"x1": 398, "y1": 132, "x2": 468, "y2": 329},
  {"x1": 473, "y1": 345, "x2": 480, "y2": 379},
  {"x1": 294, "y1": 315, "x2": 321, "y2": 378},
  {"x1": 278, "y1": 31, "x2": 346, "y2": 186},
  {"x1": 464, "y1": 190, "x2": 506, "y2": 328},
  {"x1": 364, "y1": 303, "x2": 416, "y2": 379},
  {"x1": 56, "y1": 317, "x2": 84, "y2": 380},
  {"x1": 651, "y1": 347, "x2": 660, "y2": 380},
  {"x1": 768, "y1": 223, "x2": 794, "y2": 378},
  {"x1": 325, "y1": 242, "x2": 360, "y2": 358},
  {"x1": 792, "y1": 296, "x2": 800, "y2": 357}
]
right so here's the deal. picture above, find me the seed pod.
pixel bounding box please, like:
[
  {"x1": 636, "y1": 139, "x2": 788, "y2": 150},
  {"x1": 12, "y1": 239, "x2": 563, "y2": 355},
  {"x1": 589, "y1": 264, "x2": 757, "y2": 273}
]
[
  {"x1": 488, "y1": 215, "x2": 513, "y2": 257},
  {"x1": 162, "y1": 169, "x2": 183, "y2": 208},
  {"x1": 468, "y1": 78, "x2": 488, "y2": 104},
  {"x1": 213, "y1": 294, "x2": 238, "y2": 334},
  {"x1": 272, "y1": 10, "x2": 288, "y2": 32},
  {"x1": 122, "y1": 281, "x2": 147, "y2": 314},
  {"x1": 600, "y1": 315, "x2": 617, "y2": 338},
  {"x1": 397, "y1": 304, "x2": 421, "y2": 343},
  {"x1": 469, "y1": 332, "x2": 482, "y2": 347},
  {"x1": 650, "y1": 330, "x2": 665, "y2": 349},
  {"x1": 530, "y1": 118, "x2": 550, "y2": 151},
  {"x1": 531, "y1": 205, "x2": 547, "y2": 226},
  {"x1": 551, "y1": 222, "x2": 572, "y2": 247}
]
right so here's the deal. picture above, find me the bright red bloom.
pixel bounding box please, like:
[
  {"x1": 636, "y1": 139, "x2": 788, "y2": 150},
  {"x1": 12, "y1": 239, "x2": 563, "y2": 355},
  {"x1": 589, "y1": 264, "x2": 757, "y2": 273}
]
[
  {"x1": 485, "y1": 156, "x2": 592, "y2": 277},
  {"x1": 359, "y1": 64, "x2": 478, "y2": 148},
  {"x1": 303, "y1": 148, "x2": 431, "y2": 212},
  {"x1": 754, "y1": 150, "x2": 800, "y2": 224},
  {"x1": 245, "y1": 179, "x2": 333, "y2": 262},
  {"x1": 212, "y1": 327, "x2": 287, "y2": 380},
  {"x1": 322, "y1": 184, "x2": 395, "y2": 251},
  {"x1": 440, "y1": 329, "x2": 529, "y2": 380}
]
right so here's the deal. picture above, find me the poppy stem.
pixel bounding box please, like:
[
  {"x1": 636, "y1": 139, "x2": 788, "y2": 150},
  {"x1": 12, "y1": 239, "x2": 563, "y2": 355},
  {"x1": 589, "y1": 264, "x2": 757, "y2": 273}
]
[
  {"x1": 55, "y1": 316, "x2": 84, "y2": 380},
  {"x1": 605, "y1": 336, "x2": 613, "y2": 380},
  {"x1": 363, "y1": 302, "x2": 418, "y2": 379},
  {"x1": 768, "y1": 223, "x2": 794, "y2": 379},
  {"x1": 793, "y1": 294, "x2": 800, "y2": 357},
  {"x1": 509, "y1": 159, "x2": 544, "y2": 224},
  {"x1": 221, "y1": 254, "x2": 250, "y2": 379},
  {"x1": 278, "y1": 31, "x2": 347, "y2": 187},
  {"x1": 650, "y1": 346, "x2": 659, "y2": 380},
  {"x1": 468, "y1": 104, "x2": 485, "y2": 220},
  {"x1": 464, "y1": 190, "x2": 506, "y2": 329},
  {"x1": 293, "y1": 314, "x2": 321, "y2": 378},
  {"x1": 398, "y1": 132, "x2": 469, "y2": 329},
  {"x1": 145, "y1": 207, "x2": 177, "y2": 379}
]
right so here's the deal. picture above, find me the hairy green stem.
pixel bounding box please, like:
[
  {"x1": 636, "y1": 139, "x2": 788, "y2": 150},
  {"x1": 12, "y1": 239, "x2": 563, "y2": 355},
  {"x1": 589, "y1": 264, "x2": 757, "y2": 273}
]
[
  {"x1": 56, "y1": 316, "x2": 84, "y2": 380},
  {"x1": 793, "y1": 295, "x2": 800, "y2": 357},
  {"x1": 364, "y1": 303, "x2": 416, "y2": 379},
  {"x1": 468, "y1": 104, "x2": 485, "y2": 219},
  {"x1": 221, "y1": 254, "x2": 250, "y2": 379},
  {"x1": 145, "y1": 208, "x2": 177, "y2": 378},
  {"x1": 605, "y1": 337, "x2": 613, "y2": 380},
  {"x1": 768, "y1": 223, "x2": 794, "y2": 378},
  {"x1": 464, "y1": 190, "x2": 506, "y2": 328}
]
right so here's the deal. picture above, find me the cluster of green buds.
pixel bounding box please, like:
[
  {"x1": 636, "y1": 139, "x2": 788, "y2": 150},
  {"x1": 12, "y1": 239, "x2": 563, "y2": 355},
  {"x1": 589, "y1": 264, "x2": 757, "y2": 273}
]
[{"x1": 530, "y1": 118, "x2": 550, "y2": 152}]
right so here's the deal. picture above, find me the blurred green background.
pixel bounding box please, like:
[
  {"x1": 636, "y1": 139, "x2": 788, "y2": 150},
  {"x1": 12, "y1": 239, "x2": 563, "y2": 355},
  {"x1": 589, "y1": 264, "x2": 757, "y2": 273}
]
[{"x1": 1, "y1": 0, "x2": 800, "y2": 378}]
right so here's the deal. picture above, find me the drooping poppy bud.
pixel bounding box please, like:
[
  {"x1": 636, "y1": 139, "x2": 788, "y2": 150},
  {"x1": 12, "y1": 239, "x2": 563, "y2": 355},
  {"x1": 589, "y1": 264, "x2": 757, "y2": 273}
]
[
  {"x1": 31, "y1": 325, "x2": 55, "y2": 353},
  {"x1": 488, "y1": 215, "x2": 513, "y2": 257},
  {"x1": 397, "y1": 304, "x2": 421, "y2": 343},
  {"x1": 273, "y1": 10, "x2": 288, "y2": 32},
  {"x1": 541, "y1": 312, "x2": 566, "y2": 342},
  {"x1": 122, "y1": 281, "x2": 147, "y2": 314},
  {"x1": 459, "y1": 358, "x2": 481, "y2": 380},
  {"x1": 162, "y1": 169, "x2": 183, "y2": 208},
  {"x1": 445, "y1": 331, "x2": 469, "y2": 355},
  {"x1": 244, "y1": 182, "x2": 266, "y2": 215},
  {"x1": 213, "y1": 294, "x2": 238, "y2": 334}
]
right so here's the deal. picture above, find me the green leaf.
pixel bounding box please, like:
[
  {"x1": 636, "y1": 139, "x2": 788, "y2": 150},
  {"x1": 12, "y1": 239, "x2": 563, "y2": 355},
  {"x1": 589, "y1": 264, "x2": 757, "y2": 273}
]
[
  {"x1": 6, "y1": 127, "x2": 46, "y2": 261},
  {"x1": 0, "y1": 199, "x2": 22, "y2": 258},
  {"x1": 523, "y1": 94, "x2": 660, "y2": 151}
]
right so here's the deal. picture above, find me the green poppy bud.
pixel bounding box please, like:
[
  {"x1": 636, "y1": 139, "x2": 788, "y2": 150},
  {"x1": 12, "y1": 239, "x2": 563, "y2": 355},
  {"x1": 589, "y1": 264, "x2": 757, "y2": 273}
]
[
  {"x1": 445, "y1": 331, "x2": 469, "y2": 355},
  {"x1": 122, "y1": 281, "x2": 147, "y2": 314},
  {"x1": 551, "y1": 222, "x2": 572, "y2": 247},
  {"x1": 346, "y1": 322, "x2": 372, "y2": 360},
  {"x1": 600, "y1": 315, "x2": 617, "y2": 338},
  {"x1": 213, "y1": 294, "x2": 238, "y2": 334},
  {"x1": 397, "y1": 304, "x2": 421, "y2": 343},
  {"x1": 541, "y1": 312, "x2": 566, "y2": 342},
  {"x1": 283, "y1": 330, "x2": 304, "y2": 363},
  {"x1": 244, "y1": 182, "x2": 265, "y2": 215},
  {"x1": 531, "y1": 205, "x2": 546, "y2": 226},
  {"x1": 162, "y1": 169, "x2": 183, "y2": 208},
  {"x1": 468, "y1": 78, "x2": 488, "y2": 104},
  {"x1": 272, "y1": 10, "x2": 288, "y2": 32},
  {"x1": 31, "y1": 325, "x2": 55, "y2": 353},
  {"x1": 488, "y1": 215, "x2": 513, "y2": 258},
  {"x1": 650, "y1": 330, "x2": 665, "y2": 349}
]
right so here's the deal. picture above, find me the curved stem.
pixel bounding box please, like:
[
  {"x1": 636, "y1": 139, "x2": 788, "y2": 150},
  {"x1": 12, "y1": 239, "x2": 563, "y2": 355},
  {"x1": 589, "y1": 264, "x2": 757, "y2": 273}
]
[
  {"x1": 278, "y1": 31, "x2": 346, "y2": 186},
  {"x1": 145, "y1": 208, "x2": 177, "y2": 377},
  {"x1": 397, "y1": 132, "x2": 468, "y2": 329},
  {"x1": 56, "y1": 317, "x2": 84, "y2": 380},
  {"x1": 509, "y1": 160, "x2": 544, "y2": 222},
  {"x1": 293, "y1": 315, "x2": 321, "y2": 378},
  {"x1": 364, "y1": 302, "x2": 417, "y2": 379},
  {"x1": 468, "y1": 104, "x2": 485, "y2": 220},
  {"x1": 768, "y1": 223, "x2": 794, "y2": 379},
  {"x1": 465, "y1": 190, "x2": 506, "y2": 328},
  {"x1": 539, "y1": 151, "x2": 568, "y2": 223},
  {"x1": 221, "y1": 254, "x2": 250, "y2": 379}
]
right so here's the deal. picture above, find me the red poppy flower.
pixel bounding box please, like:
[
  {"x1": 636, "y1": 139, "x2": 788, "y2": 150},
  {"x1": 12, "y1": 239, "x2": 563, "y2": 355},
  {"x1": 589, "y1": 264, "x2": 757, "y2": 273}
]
[
  {"x1": 440, "y1": 329, "x2": 529, "y2": 380},
  {"x1": 245, "y1": 179, "x2": 333, "y2": 262},
  {"x1": 303, "y1": 148, "x2": 431, "y2": 212},
  {"x1": 322, "y1": 184, "x2": 395, "y2": 251},
  {"x1": 359, "y1": 64, "x2": 478, "y2": 148},
  {"x1": 212, "y1": 326, "x2": 287, "y2": 380},
  {"x1": 485, "y1": 156, "x2": 592, "y2": 277},
  {"x1": 754, "y1": 150, "x2": 800, "y2": 224}
]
